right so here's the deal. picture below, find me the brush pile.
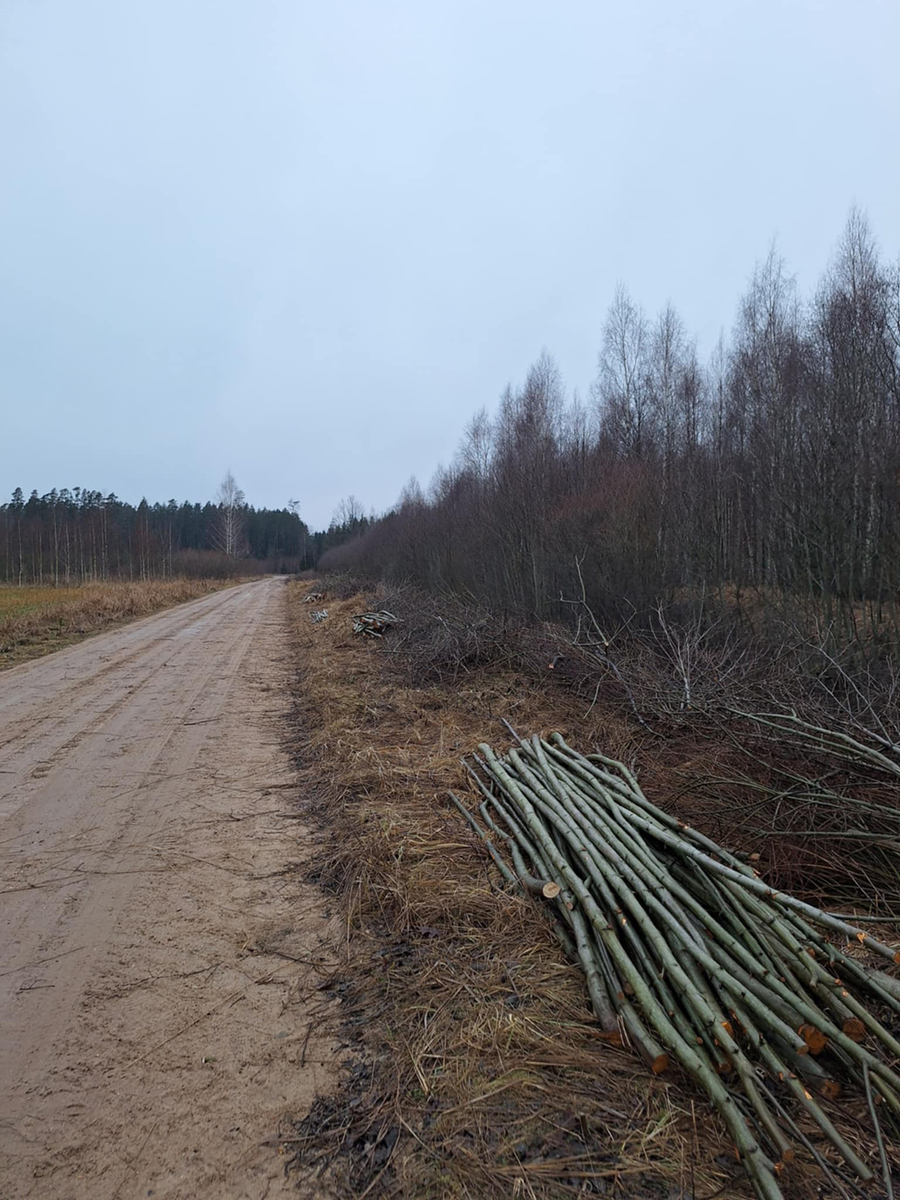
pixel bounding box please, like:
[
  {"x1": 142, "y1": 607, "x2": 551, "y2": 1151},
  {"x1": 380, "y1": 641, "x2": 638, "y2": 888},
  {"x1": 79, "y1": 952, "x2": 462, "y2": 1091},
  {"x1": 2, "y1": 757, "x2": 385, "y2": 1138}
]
[
  {"x1": 452, "y1": 729, "x2": 900, "y2": 1200},
  {"x1": 352, "y1": 610, "x2": 400, "y2": 638},
  {"x1": 310, "y1": 608, "x2": 328, "y2": 623}
]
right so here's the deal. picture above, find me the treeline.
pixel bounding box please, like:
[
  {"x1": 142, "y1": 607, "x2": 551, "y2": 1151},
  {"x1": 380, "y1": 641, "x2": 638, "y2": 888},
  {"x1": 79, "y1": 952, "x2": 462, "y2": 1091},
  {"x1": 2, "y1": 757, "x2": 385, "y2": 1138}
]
[
  {"x1": 322, "y1": 210, "x2": 900, "y2": 650},
  {"x1": 0, "y1": 485, "x2": 312, "y2": 583},
  {"x1": 308, "y1": 495, "x2": 372, "y2": 563}
]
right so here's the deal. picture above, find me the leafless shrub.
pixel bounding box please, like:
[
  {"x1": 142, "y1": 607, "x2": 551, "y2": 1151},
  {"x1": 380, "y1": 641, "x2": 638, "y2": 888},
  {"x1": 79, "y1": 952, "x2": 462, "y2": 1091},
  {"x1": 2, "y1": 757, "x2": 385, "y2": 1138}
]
[{"x1": 370, "y1": 581, "x2": 529, "y2": 683}]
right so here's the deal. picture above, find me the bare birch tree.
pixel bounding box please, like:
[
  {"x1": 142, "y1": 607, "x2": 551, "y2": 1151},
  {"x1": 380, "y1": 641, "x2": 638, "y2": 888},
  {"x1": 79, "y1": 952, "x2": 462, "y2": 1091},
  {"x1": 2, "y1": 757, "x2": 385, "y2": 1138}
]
[{"x1": 211, "y1": 470, "x2": 245, "y2": 559}]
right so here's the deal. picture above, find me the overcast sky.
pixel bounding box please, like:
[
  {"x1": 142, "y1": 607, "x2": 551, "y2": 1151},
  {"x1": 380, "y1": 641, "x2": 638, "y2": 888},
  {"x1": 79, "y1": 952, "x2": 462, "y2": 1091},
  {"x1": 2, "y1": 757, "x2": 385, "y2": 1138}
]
[{"x1": 2, "y1": 0, "x2": 898, "y2": 529}]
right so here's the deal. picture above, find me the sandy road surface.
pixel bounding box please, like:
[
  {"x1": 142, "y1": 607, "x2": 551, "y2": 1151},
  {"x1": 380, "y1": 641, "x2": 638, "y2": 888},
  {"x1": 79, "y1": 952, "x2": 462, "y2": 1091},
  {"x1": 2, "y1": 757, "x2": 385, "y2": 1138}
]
[{"x1": 0, "y1": 578, "x2": 335, "y2": 1198}]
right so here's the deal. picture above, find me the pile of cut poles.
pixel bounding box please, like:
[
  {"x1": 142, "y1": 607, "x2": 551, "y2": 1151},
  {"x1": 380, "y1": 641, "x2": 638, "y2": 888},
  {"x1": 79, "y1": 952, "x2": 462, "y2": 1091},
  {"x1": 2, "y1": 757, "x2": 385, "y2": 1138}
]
[
  {"x1": 303, "y1": 590, "x2": 325, "y2": 603},
  {"x1": 310, "y1": 608, "x2": 328, "y2": 623},
  {"x1": 450, "y1": 726, "x2": 900, "y2": 1200},
  {"x1": 353, "y1": 610, "x2": 400, "y2": 638}
]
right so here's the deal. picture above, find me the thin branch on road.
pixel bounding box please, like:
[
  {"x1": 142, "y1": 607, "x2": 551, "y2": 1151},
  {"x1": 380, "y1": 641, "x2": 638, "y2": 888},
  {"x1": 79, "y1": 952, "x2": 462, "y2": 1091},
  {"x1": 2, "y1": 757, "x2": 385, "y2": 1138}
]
[{"x1": 0, "y1": 945, "x2": 87, "y2": 978}]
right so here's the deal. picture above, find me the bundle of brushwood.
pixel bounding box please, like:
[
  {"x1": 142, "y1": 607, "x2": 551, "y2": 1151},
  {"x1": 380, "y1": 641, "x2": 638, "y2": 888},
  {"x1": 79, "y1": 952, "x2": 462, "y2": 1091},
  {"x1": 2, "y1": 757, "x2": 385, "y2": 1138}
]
[
  {"x1": 451, "y1": 727, "x2": 900, "y2": 1200},
  {"x1": 352, "y1": 610, "x2": 400, "y2": 638},
  {"x1": 303, "y1": 591, "x2": 324, "y2": 603},
  {"x1": 310, "y1": 608, "x2": 328, "y2": 623}
]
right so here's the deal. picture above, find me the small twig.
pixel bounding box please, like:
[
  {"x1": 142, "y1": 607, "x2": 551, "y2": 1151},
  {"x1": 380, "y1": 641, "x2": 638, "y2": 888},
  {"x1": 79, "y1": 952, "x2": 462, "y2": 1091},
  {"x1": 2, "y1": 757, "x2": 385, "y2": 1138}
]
[
  {"x1": 0, "y1": 944, "x2": 87, "y2": 978},
  {"x1": 125, "y1": 987, "x2": 246, "y2": 1068},
  {"x1": 110, "y1": 1117, "x2": 159, "y2": 1200}
]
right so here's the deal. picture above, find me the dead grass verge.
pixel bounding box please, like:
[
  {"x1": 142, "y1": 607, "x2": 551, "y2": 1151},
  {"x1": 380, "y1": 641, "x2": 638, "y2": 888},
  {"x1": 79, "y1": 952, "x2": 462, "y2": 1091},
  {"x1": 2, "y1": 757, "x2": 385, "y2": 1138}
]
[
  {"x1": 0, "y1": 577, "x2": 253, "y2": 668},
  {"x1": 283, "y1": 585, "x2": 794, "y2": 1199}
]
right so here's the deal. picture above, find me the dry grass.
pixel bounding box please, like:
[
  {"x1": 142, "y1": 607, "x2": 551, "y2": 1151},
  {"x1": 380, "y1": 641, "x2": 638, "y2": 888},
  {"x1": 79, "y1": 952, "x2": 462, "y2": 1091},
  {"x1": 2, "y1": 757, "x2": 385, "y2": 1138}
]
[
  {"x1": 284, "y1": 585, "x2": 776, "y2": 1199},
  {"x1": 0, "y1": 577, "x2": 250, "y2": 668},
  {"x1": 285, "y1": 582, "x2": 900, "y2": 1197}
]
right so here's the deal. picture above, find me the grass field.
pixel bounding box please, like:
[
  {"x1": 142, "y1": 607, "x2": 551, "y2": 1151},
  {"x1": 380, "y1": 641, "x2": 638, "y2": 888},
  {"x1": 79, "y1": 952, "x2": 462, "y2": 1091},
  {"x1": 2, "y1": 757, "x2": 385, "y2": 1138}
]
[{"x1": 0, "y1": 577, "x2": 250, "y2": 668}]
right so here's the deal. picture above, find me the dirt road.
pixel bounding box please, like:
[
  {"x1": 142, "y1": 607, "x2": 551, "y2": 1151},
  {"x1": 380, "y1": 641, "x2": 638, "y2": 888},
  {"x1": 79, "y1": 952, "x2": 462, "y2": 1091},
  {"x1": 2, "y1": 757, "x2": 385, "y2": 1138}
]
[{"x1": 0, "y1": 578, "x2": 334, "y2": 1198}]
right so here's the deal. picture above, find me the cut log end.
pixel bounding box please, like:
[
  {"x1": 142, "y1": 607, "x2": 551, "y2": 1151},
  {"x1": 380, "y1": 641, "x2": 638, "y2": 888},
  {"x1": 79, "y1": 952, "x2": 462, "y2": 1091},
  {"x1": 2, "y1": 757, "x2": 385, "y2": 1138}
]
[
  {"x1": 799, "y1": 1023, "x2": 828, "y2": 1055},
  {"x1": 842, "y1": 1017, "x2": 865, "y2": 1043},
  {"x1": 541, "y1": 881, "x2": 561, "y2": 899},
  {"x1": 598, "y1": 1030, "x2": 624, "y2": 1047},
  {"x1": 650, "y1": 1052, "x2": 669, "y2": 1075}
]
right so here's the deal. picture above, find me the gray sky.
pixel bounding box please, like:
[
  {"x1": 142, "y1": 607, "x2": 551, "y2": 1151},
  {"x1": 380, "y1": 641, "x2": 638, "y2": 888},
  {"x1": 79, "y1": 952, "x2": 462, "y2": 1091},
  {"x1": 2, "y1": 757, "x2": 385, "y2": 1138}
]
[{"x1": 2, "y1": 0, "x2": 898, "y2": 530}]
